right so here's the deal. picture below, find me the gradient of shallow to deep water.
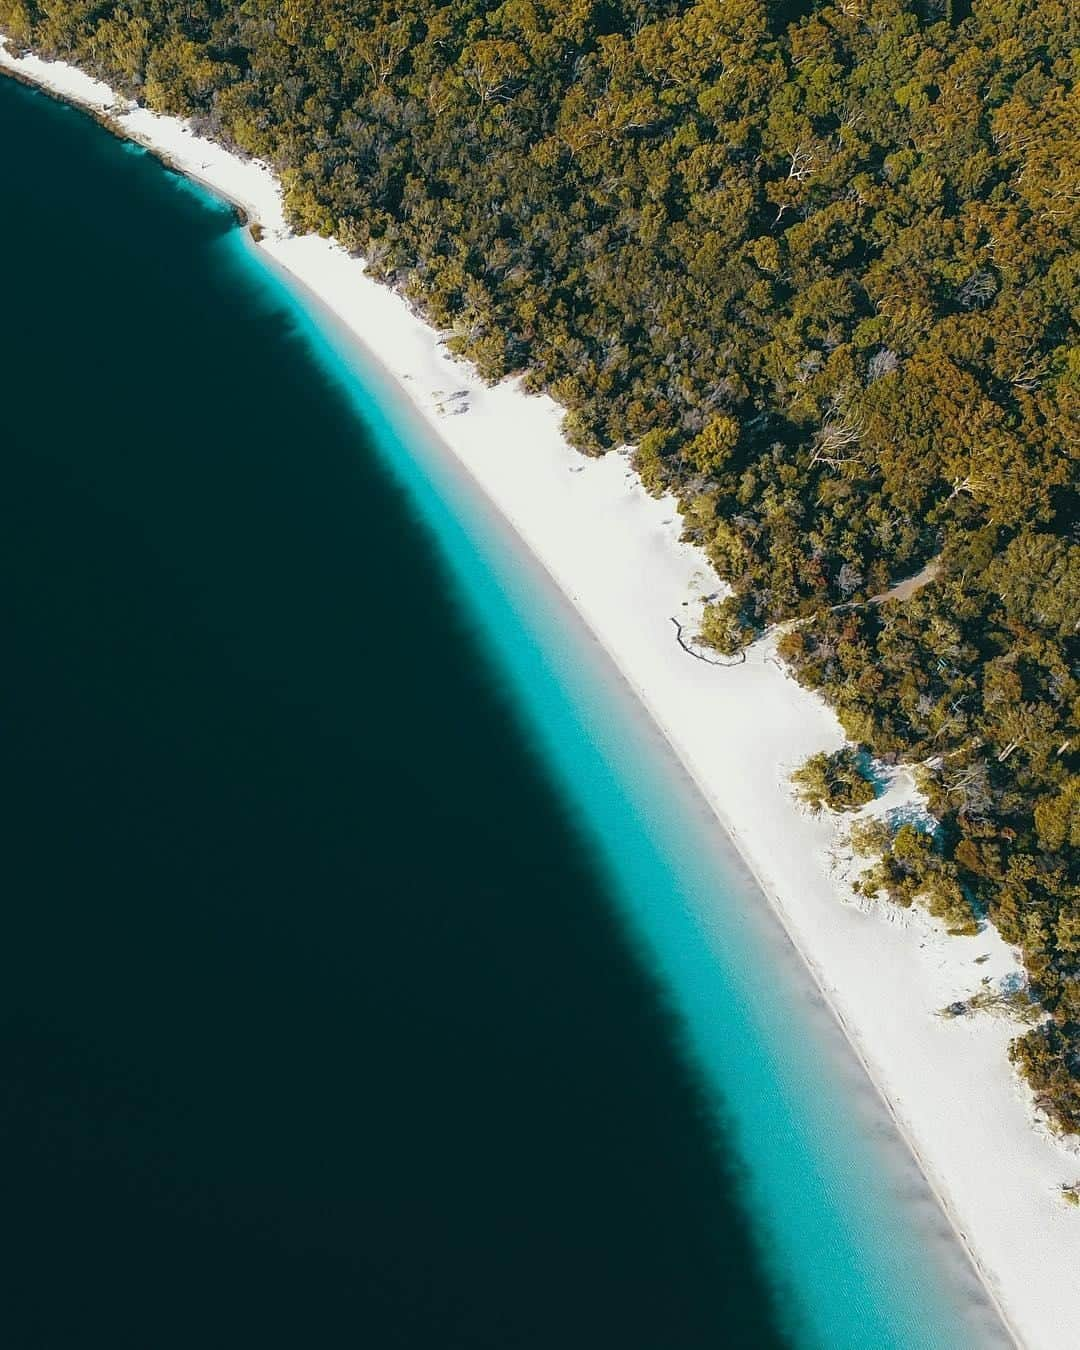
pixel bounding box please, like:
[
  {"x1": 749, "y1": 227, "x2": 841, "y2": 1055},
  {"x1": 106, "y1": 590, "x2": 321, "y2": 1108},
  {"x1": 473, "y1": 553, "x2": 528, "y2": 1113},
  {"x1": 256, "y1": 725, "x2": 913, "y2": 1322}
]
[{"x1": 0, "y1": 77, "x2": 1007, "y2": 1350}]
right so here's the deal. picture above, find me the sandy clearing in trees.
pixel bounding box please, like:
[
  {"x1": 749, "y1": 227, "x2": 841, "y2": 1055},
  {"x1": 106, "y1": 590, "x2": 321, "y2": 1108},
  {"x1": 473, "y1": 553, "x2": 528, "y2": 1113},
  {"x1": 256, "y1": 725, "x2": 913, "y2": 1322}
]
[
  {"x1": 873, "y1": 555, "x2": 943, "y2": 604},
  {"x1": 3, "y1": 40, "x2": 1078, "y2": 1350}
]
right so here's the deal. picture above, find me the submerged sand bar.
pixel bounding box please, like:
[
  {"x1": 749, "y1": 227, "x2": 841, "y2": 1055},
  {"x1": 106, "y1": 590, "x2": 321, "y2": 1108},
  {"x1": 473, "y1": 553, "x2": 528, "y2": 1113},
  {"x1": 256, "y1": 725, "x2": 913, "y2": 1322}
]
[{"x1": 3, "y1": 38, "x2": 1078, "y2": 1349}]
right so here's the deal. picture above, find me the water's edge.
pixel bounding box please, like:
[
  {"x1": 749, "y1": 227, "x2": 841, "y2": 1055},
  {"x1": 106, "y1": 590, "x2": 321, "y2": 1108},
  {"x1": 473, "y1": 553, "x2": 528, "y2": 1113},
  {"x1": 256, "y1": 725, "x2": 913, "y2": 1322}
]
[
  {"x1": 250, "y1": 212, "x2": 1020, "y2": 1350},
  {"x1": 3, "y1": 64, "x2": 1020, "y2": 1350},
  {"x1": 263, "y1": 237, "x2": 1017, "y2": 1350}
]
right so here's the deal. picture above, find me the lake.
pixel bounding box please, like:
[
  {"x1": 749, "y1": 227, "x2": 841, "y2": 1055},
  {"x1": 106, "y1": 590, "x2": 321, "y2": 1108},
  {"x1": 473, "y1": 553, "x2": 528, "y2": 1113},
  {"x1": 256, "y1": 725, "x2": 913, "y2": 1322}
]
[{"x1": 0, "y1": 75, "x2": 1007, "y2": 1349}]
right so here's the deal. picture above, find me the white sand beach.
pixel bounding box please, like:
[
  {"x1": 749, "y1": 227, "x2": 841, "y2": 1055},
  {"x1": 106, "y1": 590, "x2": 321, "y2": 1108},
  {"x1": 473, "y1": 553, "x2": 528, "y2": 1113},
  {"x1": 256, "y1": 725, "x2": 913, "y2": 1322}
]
[{"x1": 3, "y1": 40, "x2": 1078, "y2": 1349}]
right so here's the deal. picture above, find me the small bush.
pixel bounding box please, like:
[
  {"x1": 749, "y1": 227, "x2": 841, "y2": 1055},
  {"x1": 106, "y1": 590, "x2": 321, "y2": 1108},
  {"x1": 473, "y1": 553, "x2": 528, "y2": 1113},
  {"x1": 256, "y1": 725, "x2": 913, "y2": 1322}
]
[
  {"x1": 791, "y1": 747, "x2": 877, "y2": 814},
  {"x1": 1009, "y1": 1023, "x2": 1080, "y2": 1136},
  {"x1": 633, "y1": 428, "x2": 675, "y2": 497},
  {"x1": 849, "y1": 816, "x2": 892, "y2": 855},
  {"x1": 699, "y1": 596, "x2": 754, "y2": 655}
]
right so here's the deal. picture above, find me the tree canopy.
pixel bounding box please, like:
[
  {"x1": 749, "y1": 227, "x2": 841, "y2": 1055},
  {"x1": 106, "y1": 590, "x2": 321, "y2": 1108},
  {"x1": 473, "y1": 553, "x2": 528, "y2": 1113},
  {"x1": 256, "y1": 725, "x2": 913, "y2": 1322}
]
[{"x1": 4, "y1": 0, "x2": 1076, "y2": 1131}]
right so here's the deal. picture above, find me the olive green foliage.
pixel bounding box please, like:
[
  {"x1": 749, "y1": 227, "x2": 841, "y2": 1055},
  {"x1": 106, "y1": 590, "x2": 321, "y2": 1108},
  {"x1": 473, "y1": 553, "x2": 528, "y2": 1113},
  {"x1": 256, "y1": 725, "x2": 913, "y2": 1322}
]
[
  {"x1": 6, "y1": 0, "x2": 1075, "y2": 1126},
  {"x1": 699, "y1": 595, "x2": 754, "y2": 655},
  {"x1": 791, "y1": 747, "x2": 875, "y2": 814},
  {"x1": 1010, "y1": 1023, "x2": 1080, "y2": 1135},
  {"x1": 856, "y1": 823, "x2": 979, "y2": 936},
  {"x1": 849, "y1": 815, "x2": 892, "y2": 857}
]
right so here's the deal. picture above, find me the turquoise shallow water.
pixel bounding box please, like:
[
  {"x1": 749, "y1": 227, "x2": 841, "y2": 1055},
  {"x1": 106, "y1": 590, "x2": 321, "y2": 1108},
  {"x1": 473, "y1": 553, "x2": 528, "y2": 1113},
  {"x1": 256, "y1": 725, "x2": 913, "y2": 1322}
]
[
  {"x1": 1, "y1": 74, "x2": 1009, "y2": 1349},
  {"x1": 250, "y1": 240, "x2": 1010, "y2": 1350}
]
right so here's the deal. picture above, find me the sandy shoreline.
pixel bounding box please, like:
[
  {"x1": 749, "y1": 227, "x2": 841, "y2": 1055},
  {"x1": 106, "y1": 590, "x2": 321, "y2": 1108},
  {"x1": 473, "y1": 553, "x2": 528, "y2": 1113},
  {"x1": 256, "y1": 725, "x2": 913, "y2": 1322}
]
[{"x1": 4, "y1": 40, "x2": 1078, "y2": 1348}]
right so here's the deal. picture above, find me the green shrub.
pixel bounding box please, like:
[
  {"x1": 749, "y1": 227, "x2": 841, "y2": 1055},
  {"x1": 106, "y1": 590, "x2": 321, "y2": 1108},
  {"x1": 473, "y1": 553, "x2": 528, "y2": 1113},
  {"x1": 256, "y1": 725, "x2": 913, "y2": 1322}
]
[
  {"x1": 856, "y1": 824, "x2": 978, "y2": 935},
  {"x1": 791, "y1": 748, "x2": 876, "y2": 815},
  {"x1": 698, "y1": 596, "x2": 754, "y2": 656}
]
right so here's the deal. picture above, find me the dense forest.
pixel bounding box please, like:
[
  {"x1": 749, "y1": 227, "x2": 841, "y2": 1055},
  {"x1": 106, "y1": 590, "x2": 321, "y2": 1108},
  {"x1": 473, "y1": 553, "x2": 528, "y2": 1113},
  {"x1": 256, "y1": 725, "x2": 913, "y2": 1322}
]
[{"x1": 2, "y1": 0, "x2": 1076, "y2": 1130}]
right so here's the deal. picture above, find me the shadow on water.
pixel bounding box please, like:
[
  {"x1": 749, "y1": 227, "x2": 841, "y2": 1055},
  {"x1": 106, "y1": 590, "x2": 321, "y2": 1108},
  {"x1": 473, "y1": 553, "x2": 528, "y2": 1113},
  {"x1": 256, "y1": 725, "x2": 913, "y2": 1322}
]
[{"x1": 0, "y1": 78, "x2": 799, "y2": 1350}]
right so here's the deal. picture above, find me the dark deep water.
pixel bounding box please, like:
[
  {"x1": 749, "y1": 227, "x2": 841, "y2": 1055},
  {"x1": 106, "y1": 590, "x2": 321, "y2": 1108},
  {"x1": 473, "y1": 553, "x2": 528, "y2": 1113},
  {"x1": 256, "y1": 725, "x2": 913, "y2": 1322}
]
[{"x1": 0, "y1": 78, "x2": 794, "y2": 1349}]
